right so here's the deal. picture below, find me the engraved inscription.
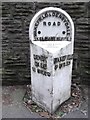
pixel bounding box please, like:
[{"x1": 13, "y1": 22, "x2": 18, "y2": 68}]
[
  {"x1": 54, "y1": 54, "x2": 73, "y2": 71},
  {"x1": 32, "y1": 54, "x2": 51, "y2": 77},
  {"x1": 33, "y1": 10, "x2": 71, "y2": 41}
]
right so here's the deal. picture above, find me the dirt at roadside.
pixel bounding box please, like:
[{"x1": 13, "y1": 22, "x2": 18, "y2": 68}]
[{"x1": 23, "y1": 84, "x2": 88, "y2": 118}]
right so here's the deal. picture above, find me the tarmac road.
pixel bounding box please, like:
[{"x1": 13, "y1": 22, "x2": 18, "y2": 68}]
[{"x1": 2, "y1": 85, "x2": 88, "y2": 118}]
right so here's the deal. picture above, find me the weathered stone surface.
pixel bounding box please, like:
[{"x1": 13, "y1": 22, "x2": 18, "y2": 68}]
[{"x1": 2, "y1": 2, "x2": 90, "y2": 85}]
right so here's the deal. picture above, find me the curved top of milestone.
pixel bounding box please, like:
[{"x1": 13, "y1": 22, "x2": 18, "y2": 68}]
[
  {"x1": 29, "y1": 7, "x2": 74, "y2": 42},
  {"x1": 29, "y1": 7, "x2": 74, "y2": 53}
]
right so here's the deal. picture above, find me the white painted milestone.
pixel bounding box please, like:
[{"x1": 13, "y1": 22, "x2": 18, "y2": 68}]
[{"x1": 29, "y1": 7, "x2": 74, "y2": 113}]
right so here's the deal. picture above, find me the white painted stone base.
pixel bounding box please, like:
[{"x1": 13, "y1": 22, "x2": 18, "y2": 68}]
[{"x1": 30, "y1": 43, "x2": 73, "y2": 113}]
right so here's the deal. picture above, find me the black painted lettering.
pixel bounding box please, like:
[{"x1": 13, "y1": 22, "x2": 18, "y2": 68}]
[
  {"x1": 33, "y1": 54, "x2": 36, "y2": 59},
  {"x1": 56, "y1": 12, "x2": 59, "y2": 17},
  {"x1": 36, "y1": 20, "x2": 39, "y2": 25},
  {"x1": 43, "y1": 21, "x2": 46, "y2": 26},
  {"x1": 48, "y1": 22, "x2": 51, "y2": 26},
  {"x1": 67, "y1": 31, "x2": 70, "y2": 36},
  {"x1": 41, "y1": 14, "x2": 45, "y2": 20},
  {"x1": 41, "y1": 69, "x2": 43, "y2": 74},
  {"x1": 32, "y1": 67, "x2": 36, "y2": 72},
  {"x1": 40, "y1": 63, "x2": 47, "y2": 70},
  {"x1": 37, "y1": 55, "x2": 40, "y2": 60},
  {"x1": 33, "y1": 54, "x2": 48, "y2": 63},
  {"x1": 57, "y1": 22, "x2": 60, "y2": 26},
  {"x1": 65, "y1": 22, "x2": 68, "y2": 26},
  {"x1": 47, "y1": 72, "x2": 51, "y2": 77},
  {"x1": 36, "y1": 37, "x2": 39, "y2": 41},
  {"x1": 67, "y1": 37, "x2": 71, "y2": 41},
  {"x1": 35, "y1": 23, "x2": 38, "y2": 28},
  {"x1": 56, "y1": 37, "x2": 60, "y2": 41},
  {"x1": 62, "y1": 62, "x2": 65, "y2": 67},
  {"x1": 35, "y1": 61, "x2": 39, "y2": 67},
  {"x1": 51, "y1": 37, "x2": 54, "y2": 40},
  {"x1": 66, "y1": 25, "x2": 70, "y2": 30},
  {"x1": 39, "y1": 17, "x2": 42, "y2": 22},
  {"x1": 52, "y1": 12, "x2": 55, "y2": 17},
  {"x1": 67, "y1": 54, "x2": 73, "y2": 60},
  {"x1": 43, "y1": 71, "x2": 47, "y2": 76},
  {"x1": 45, "y1": 37, "x2": 48, "y2": 41},
  {"x1": 61, "y1": 16, "x2": 64, "y2": 21},
  {"x1": 33, "y1": 55, "x2": 39, "y2": 60},
  {"x1": 34, "y1": 31, "x2": 37, "y2": 37},
  {"x1": 40, "y1": 37, "x2": 43, "y2": 41},
  {"x1": 54, "y1": 58, "x2": 59, "y2": 64},
  {"x1": 41, "y1": 55, "x2": 47, "y2": 62},
  {"x1": 53, "y1": 22, "x2": 56, "y2": 26},
  {"x1": 33, "y1": 11, "x2": 71, "y2": 42},
  {"x1": 54, "y1": 64, "x2": 58, "y2": 70},
  {"x1": 45, "y1": 12, "x2": 48, "y2": 17},
  {"x1": 59, "y1": 14, "x2": 62, "y2": 19},
  {"x1": 59, "y1": 64, "x2": 62, "y2": 69},
  {"x1": 63, "y1": 19, "x2": 67, "y2": 23},
  {"x1": 37, "y1": 68, "x2": 51, "y2": 77},
  {"x1": 66, "y1": 61, "x2": 71, "y2": 66},
  {"x1": 37, "y1": 68, "x2": 40, "y2": 74},
  {"x1": 48, "y1": 12, "x2": 52, "y2": 17},
  {"x1": 61, "y1": 56, "x2": 66, "y2": 61}
]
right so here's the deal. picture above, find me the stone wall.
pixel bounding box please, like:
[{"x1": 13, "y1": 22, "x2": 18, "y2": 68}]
[{"x1": 2, "y1": 2, "x2": 90, "y2": 85}]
